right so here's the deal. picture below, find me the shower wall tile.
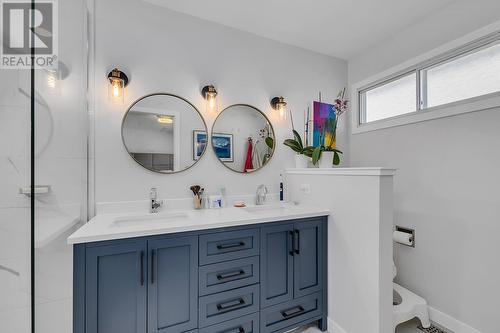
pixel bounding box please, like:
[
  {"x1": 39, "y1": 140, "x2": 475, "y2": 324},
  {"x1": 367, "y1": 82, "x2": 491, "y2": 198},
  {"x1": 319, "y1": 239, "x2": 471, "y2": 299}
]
[
  {"x1": 0, "y1": 305, "x2": 30, "y2": 333},
  {"x1": 0, "y1": 157, "x2": 30, "y2": 209},
  {"x1": 35, "y1": 298, "x2": 72, "y2": 333},
  {"x1": 35, "y1": 237, "x2": 73, "y2": 302},
  {"x1": 0, "y1": 209, "x2": 30, "y2": 261},
  {"x1": 0, "y1": 256, "x2": 30, "y2": 312}
]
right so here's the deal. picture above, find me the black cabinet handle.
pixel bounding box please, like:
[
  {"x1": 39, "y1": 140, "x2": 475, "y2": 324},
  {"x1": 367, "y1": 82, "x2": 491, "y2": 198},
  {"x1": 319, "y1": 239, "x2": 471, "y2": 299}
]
[
  {"x1": 222, "y1": 327, "x2": 245, "y2": 333},
  {"x1": 294, "y1": 230, "x2": 300, "y2": 255},
  {"x1": 140, "y1": 251, "x2": 144, "y2": 286},
  {"x1": 150, "y1": 249, "x2": 155, "y2": 284},
  {"x1": 217, "y1": 241, "x2": 245, "y2": 250},
  {"x1": 288, "y1": 231, "x2": 294, "y2": 256},
  {"x1": 281, "y1": 305, "x2": 305, "y2": 318},
  {"x1": 217, "y1": 269, "x2": 245, "y2": 280},
  {"x1": 216, "y1": 297, "x2": 245, "y2": 311}
]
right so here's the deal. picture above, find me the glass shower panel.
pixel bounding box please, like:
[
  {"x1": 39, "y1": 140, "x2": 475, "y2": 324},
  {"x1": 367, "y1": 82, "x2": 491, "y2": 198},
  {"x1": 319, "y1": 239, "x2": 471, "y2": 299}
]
[
  {"x1": 0, "y1": 67, "x2": 32, "y2": 333},
  {"x1": 0, "y1": 0, "x2": 87, "y2": 331},
  {"x1": 33, "y1": 0, "x2": 88, "y2": 332}
]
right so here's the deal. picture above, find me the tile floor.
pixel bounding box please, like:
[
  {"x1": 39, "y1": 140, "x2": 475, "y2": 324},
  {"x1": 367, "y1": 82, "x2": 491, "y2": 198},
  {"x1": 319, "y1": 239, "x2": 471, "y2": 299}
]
[
  {"x1": 291, "y1": 318, "x2": 450, "y2": 333},
  {"x1": 396, "y1": 318, "x2": 426, "y2": 333}
]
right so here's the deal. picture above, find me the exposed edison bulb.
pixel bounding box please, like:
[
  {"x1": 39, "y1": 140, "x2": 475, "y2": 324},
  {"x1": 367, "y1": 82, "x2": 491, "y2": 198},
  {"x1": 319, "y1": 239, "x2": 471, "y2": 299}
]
[
  {"x1": 112, "y1": 81, "x2": 120, "y2": 97},
  {"x1": 111, "y1": 79, "x2": 124, "y2": 98},
  {"x1": 279, "y1": 105, "x2": 287, "y2": 120},
  {"x1": 208, "y1": 94, "x2": 216, "y2": 109}
]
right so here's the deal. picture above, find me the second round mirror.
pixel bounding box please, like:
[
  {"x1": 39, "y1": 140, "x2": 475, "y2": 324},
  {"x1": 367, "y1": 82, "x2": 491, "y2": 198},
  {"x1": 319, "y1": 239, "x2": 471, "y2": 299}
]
[{"x1": 211, "y1": 104, "x2": 275, "y2": 173}]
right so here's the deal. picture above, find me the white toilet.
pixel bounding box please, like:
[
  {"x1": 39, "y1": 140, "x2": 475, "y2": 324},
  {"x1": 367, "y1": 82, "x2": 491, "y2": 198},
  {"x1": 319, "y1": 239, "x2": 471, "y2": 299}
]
[{"x1": 393, "y1": 262, "x2": 431, "y2": 332}]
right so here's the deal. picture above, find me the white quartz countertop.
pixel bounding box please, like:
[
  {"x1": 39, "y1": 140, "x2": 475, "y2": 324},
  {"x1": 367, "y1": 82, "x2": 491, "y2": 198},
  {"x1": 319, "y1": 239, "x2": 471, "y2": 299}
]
[{"x1": 67, "y1": 203, "x2": 329, "y2": 245}]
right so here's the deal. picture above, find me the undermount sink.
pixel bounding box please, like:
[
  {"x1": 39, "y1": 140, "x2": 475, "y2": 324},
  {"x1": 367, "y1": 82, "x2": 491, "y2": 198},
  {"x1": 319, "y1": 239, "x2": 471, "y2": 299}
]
[
  {"x1": 244, "y1": 204, "x2": 292, "y2": 213},
  {"x1": 113, "y1": 212, "x2": 191, "y2": 226}
]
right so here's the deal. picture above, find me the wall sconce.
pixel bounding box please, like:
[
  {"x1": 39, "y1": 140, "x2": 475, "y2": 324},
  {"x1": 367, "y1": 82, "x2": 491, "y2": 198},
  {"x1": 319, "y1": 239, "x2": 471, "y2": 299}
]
[
  {"x1": 201, "y1": 85, "x2": 218, "y2": 112},
  {"x1": 271, "y1": 96, "x2": 287, "y2": 119},
  {"x1": 107, "y1": 68, "x2": 129, "y2": 103},
  {"x1": 42, "y1": 61, "x2": 69, "y2": 95}
]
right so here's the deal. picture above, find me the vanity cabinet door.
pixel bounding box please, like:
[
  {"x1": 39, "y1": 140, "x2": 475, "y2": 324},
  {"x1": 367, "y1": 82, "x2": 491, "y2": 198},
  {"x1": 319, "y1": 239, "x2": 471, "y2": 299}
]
[
  {"x1": 85, "y1": 240, "x2": 147, "y2": 333},
  {"x1": 293, "y1": 219, "x2": 324, "y2": 299},
  {"x1": 260, "y1": 223, "x2": 294, "y2": 308},
  {"x1": 148, "y1": 236, "x2": 198, "y2": 333}
]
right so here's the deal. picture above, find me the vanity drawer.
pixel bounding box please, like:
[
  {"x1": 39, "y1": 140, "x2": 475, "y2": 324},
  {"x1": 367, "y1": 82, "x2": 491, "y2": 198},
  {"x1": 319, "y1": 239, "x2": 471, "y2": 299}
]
[
  {"x1": 199, "y1": 313, "x2": 259, "y2": 333},
  {"x1": 199, "y1": 256, "x2": 260, "y2": 296},
  {"x1": 260, "y1": 292, "x2": 323, "y2": 333},
  {"x1": 199, "y1": 284, "x2": 260, "y2": 328},
  {"x1": 199, "y1": 229, "x2": 259, "y2": 265}
]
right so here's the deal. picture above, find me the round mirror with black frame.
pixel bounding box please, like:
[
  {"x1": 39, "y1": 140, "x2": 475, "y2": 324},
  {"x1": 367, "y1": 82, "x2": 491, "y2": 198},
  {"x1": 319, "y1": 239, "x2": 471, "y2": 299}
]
[
  {"x1": 211, "y1": 104, "x2": 275, "y2": 173},
  {"x1": 122, "y1": 93, "x2": 208, "y2": 173}
]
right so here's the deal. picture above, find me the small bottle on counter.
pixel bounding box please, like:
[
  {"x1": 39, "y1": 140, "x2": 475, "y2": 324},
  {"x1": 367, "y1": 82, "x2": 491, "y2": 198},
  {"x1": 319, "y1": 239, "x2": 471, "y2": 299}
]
[{"x1": 279, "y1": 174, "x2": 284, "y2": 201}]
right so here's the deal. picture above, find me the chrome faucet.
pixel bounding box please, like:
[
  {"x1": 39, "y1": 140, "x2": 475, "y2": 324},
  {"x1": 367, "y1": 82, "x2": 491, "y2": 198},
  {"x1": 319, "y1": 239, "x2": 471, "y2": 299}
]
[
  {"x1": 256, "y1": 185, "x2": 268, "y2": 205},
  {"x1": 150, "y1": 188, "x2": 163, "y2": 213}
]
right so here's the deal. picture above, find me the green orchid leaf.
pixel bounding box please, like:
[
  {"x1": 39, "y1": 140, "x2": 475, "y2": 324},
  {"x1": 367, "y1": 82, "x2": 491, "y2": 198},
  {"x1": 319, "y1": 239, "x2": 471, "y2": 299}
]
[
  {"x1": 292, "y1": 130, "x2": 303, "y2": 149},
  {"x1": 283, "y1": 139, "x2": 302, "y2": 153},
  {"x1": 333, "y1": 151, "x2": 341, "y2": 165},
  {"x1": 265, "y1": 137, "x2": 274, "y2": 149},
  {"x1": 303, "y1": 146, "x2": 314, "y2": 157},
  {"x1": 312, "y1": 146, "x2": 322, "y2": 165}
]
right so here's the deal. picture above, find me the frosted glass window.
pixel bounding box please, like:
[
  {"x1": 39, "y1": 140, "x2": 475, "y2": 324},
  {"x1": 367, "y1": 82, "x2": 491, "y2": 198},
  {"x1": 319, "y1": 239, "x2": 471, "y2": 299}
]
[
  {"x1": 362, "y1": 73, "x2": 416, "y2": 123},
  {"x1": 425, "y1": 42, "x2": 500, "y2": 108}
]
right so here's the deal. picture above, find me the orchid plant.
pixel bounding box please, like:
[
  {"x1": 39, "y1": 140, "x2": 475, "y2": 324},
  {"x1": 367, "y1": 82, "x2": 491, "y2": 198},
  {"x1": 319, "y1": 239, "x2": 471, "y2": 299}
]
[
  {"x1": 283, "y1": 109, "x2": 311, "y2": 156},
  {"x1": 311, "y1": 88, "x2": 349, "y2": 166}
]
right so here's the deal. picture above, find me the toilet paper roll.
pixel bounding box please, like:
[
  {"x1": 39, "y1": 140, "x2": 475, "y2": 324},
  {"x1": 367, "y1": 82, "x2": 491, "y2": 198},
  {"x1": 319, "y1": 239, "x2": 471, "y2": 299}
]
[{"x1": 393, "y1": 230, "x2": 413, "y2": 246}]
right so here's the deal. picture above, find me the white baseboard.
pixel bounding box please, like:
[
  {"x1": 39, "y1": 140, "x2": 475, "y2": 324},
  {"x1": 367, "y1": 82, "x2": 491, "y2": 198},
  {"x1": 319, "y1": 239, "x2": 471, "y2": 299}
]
[
  {"x1": 429, "y1": 307, "x2": 483, "y2": 333},
  {"x1": 327, "y1": 318, "x2": 347, "y2": 333},
  {"x1": 327, "y1": 308, "x2": 482, "y2": 333}
]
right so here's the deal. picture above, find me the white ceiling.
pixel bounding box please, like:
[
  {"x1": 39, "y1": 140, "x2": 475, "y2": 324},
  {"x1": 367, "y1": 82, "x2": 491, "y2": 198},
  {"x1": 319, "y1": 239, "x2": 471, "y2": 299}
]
[{"x1": 143, "y1": 0, "x2": 456, "y2": 59}]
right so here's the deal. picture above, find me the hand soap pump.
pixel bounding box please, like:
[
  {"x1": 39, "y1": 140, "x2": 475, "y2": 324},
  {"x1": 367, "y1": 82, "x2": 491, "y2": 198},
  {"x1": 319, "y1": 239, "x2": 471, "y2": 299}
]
[
  {"x1": 219, "y1": 187, "x2": 227, "y2": 208},
  {"x1": 279, "y1": 174, "x2": 284, "y2": 201}
]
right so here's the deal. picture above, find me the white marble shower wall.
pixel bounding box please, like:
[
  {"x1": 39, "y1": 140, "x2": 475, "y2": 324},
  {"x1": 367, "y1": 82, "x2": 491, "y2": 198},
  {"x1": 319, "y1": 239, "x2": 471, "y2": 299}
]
[
  {"x1": 0, "y1": 68, "x2": 32, "y2": 333},
  {"x1": 33, "y1": 0, "x2": 88, "y2": 332}
]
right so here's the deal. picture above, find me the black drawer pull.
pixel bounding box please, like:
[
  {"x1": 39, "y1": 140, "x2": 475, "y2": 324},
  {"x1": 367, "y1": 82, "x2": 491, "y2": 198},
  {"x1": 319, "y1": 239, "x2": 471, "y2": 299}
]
[
  {"x1": 217, "y1": 241, "x2": 245, "y2": 250},
  {"x1": 288, "y1": 231, "x2": 294, "y2": 256},
  {"x1": 222, "y1": 326, "x2": 245, "y2": 333},
  {"x1": 216, "y1": 298, "x2": 245, "y2": 311},
  {"x1": 150, "y1": 249, "x2": 155, "y2": 284},
  {"x1": 140, "y1": 251, "x2": 144, "y2": 286},
  {"x1": 281, "y1": 305, "x2": 305, "y2": 318},
  {"x1": 294, "y1": 230, "x2": 300, "y2": 255},
  {"x1": 217, "y1": 269, "x2": 245, "y2": 280}
]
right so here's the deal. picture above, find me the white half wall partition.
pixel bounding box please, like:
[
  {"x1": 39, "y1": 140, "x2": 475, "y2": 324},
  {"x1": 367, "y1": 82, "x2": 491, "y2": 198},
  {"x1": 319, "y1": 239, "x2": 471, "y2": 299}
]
[{"x1": 284, "y1": 168, "x2": 395, "y2": 333}]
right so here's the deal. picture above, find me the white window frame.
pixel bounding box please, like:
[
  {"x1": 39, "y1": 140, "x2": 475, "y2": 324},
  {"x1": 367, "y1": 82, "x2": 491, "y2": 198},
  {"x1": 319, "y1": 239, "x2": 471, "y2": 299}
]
[{"x1": 351, "y1": 29, "x2": 500, "y2": 134}]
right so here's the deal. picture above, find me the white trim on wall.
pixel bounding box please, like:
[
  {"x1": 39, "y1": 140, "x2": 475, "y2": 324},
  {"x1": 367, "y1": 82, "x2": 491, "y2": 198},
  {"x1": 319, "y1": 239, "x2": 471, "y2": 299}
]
[
  {"x1": 86, "y1": 0, "x2": 96, "y2": 220},
  {"x1": 327, "y1": 317, "x2": 347, "y2": 333},
  {"x1": 350, "y1": 20, "x2": 500, "y2": 135},
  {"x1": 429, "y1": 306, "x2": 483, "y2": 333},
  {"x1": 351, "y1": 92, "x2": 500, "y2": 134}
]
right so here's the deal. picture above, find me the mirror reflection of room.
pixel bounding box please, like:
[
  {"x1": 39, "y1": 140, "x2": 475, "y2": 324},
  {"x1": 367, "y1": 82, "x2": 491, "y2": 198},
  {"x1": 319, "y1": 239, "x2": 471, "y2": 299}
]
[
  {"x1": 122, "y1": 94, "x2": 207, "y2": 173},
  {"x1": 212, "y1": 104, "x2": 275, "y2": 173}
]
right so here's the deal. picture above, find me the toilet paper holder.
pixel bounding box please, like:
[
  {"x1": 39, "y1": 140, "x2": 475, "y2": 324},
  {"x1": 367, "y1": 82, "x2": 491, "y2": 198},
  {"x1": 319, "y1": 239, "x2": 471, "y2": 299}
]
[{"x1": 395, "y1": 226, "x2": 415, "y2": 248}]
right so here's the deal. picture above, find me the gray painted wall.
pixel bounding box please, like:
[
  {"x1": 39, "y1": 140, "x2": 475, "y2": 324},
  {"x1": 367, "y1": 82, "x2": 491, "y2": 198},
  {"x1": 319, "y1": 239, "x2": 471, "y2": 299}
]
[
  {"x1": 348, "y1": 2, "x2": 500, "y2": 332},
  {"x1": 93, "y1": 0, "x2": 347, "y2": 207}
]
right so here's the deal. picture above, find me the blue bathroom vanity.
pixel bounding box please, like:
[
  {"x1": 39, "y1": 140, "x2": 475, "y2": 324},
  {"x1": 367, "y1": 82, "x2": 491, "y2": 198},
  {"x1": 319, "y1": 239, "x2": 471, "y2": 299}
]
[{"x1": 71, "y1": 205, "x2": 329, "y2": 333}]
